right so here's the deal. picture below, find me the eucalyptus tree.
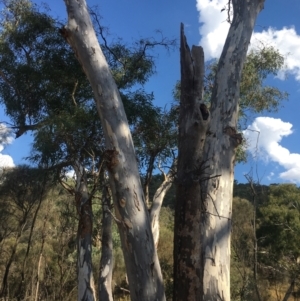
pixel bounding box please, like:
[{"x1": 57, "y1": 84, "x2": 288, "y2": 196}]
[
  {"x1": 198, "y1": 11, "x2": 287, "y2": 299},
  {"x1": 61, "y1": 0, "x2": 291, "y2": 300},
  {"x1": 0, "y1": 2, "x2": 99, "y2": 298},
  {"x1": 62, "y1": 0, "x2": 170, "y2": 300},
  {"x1": 0, "y1": 1, "x2": 175, "y2": 299}
]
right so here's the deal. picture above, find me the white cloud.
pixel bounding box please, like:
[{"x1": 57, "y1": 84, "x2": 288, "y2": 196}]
[
  {"x1": 244, "y1": 117, "x2": 300, "y2": 183},
  {"x1": 0, "y1": 124, "x2": 15, "y2": 168},
  {"x1": 252, "y1": 27, "x2": 300, "y2": 80},
  {"x1": 196, "y1": 0, "x2": 300, "y2": 80},
  {"x1": 196, "y1": 0, "x2": 229, "y2": 61}
]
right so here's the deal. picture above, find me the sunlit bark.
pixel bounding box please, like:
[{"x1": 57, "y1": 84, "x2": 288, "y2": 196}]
[
  {"x1": 200, "y1": 1, "x2": 265, "y2": 300},
  {"x1": 63, "y1": 1, "x2": 165, "y2": 300}
]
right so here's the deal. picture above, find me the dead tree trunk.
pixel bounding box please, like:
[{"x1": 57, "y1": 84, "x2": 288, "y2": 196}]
[
  {"x1": 63, "y1": 1, "x2": 165, "y2": 300},
  {"x1": 173, "y1": 24, "x2": 208, "y2": 301},
  {"x1": 200, "y1": 1, "x2": 265, "y2": 300}
]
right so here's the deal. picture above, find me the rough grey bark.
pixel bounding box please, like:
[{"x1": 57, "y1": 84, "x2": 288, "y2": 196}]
[
  {"x1": 98, "y1": 184, "x2": 114, "y2": 301},
  {"x1": 173, "y1": 24, "x2": 208, "y2": 301},
  {"x1": 200, "y1": 1, "x2": 265, "y2": 300},
  {"x1": 63, "y1": 1, "x2": 165, "y2": 300},
  {"x1": 73, "y1": 163, "x2": 96, "y2": 301}
]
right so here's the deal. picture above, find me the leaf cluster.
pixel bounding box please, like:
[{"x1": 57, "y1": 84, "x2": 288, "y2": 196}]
[
  {"x1": 0, "y1": 0, "x2": 91, "y2": 127},
  {"x1": 133, "y1": 105, "x2": 177, "y2": 167}
]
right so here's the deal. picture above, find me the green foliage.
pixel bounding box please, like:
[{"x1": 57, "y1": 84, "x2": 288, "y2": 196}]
[
  {"x1": 0, "y1": 0, "x2": 91, "y2": 127},
  {"x1": 133, "y1": 105, "x2": 177, "y2": 171},
  {"x1": 231, "y1": 182, "x2": 300, "y2": 300},
  {"x1": 233, "y1": 181, "x2": 269, "y2": 203},
  {"x1": 0, "y1": 0, "x2": 175, "y2": 181},
  {"x1": 29, "y1": 105, "x2": 104, "y2": 170},
  {"x1": 0, "y1": 165, "x2": 52, "y2": 207},
  {"x1": 258, "y1": 184, "x2": 300, "y2": 260},
  {"x1": 0, "y1": 166, "x2": 76, "y2": 300},
  {"x1": 239, "y1": 46, "x2": 288, "y2": 126},
  {"x1": 231, "y1": 197, "x2": 254, "y2": 300},
  {"x1": 107, "y1": 43, "x2": 154, "y2": 89}
]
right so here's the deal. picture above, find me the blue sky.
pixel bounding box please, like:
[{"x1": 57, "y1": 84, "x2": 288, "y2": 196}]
[{"x1": 1, "y1": 0, "x2": 300, "y2": 185}]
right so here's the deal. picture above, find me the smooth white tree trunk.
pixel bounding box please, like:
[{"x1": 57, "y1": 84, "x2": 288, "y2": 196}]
[
  {"x1": 63, "y1": 1, "x2": 165, "y2": 300},
  {"x1": 200, "y1": 1, "x2": 265, "y2": 300},
  {"x1": 150, "y1": 160, "x2": 176, "y2": 247}
]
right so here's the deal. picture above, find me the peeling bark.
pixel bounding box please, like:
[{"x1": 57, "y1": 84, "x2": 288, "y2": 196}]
[
  {"x1": 200, "y1": 1, "x2": 265, "y2": 300},
  {"x1": 173, "y1": 24, "x2": 208, "y2": 301},
  {"x1": 63, "y1": 1, "x2": 165, "y2": 300}
]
